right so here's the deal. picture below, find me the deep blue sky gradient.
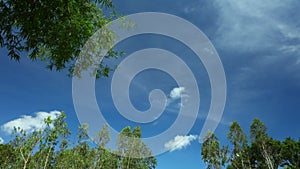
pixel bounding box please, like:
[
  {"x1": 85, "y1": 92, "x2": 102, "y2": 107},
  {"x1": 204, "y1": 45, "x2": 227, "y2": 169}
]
[{"x1": 1, "y1": 1, "x2": 300, "y2": 168}]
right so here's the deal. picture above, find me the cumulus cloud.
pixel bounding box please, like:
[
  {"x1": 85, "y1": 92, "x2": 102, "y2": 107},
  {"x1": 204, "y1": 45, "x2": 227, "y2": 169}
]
[
  {"x1": 164, "y1": 135, "x2": 197, "y2": 152},
  {"x1": 0, "y1": 137, "x2": 3, "y2": 144},
  {"x1": 1, "y1": 111, "x2": 61, "y2": 134},
  {"x1": 170, "y1": 87, "x2": 185, "y2": 100},
  {"x1": 167, "y1": 87, "x2": 188, "y2": 107}
]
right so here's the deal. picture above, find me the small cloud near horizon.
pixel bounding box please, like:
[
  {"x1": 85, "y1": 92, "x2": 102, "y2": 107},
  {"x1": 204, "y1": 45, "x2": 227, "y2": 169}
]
[
  {"x1": 164, "y1": 135, "x2": 198, "y2": 152},
  {"x1": 1, "y1": 111, "x2": 61, "y2": 134}
]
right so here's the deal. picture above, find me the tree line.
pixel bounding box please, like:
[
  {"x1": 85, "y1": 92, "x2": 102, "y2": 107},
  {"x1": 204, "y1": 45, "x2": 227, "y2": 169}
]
[
  {"x1": 1, "y1": 113, "x2": 299, "y2": 169},
  {"x1": 0, "y1": 112, "x2": 157, "y2": 169},
  {"x1": 201, "y1": 119, "x2": 300, "y2": 169}
]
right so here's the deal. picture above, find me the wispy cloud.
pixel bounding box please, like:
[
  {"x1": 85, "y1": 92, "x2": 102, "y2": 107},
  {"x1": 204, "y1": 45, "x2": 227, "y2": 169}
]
[
  {"x1": 210, "y1": 0, "x2": 300, "y2": 108},
  {"x1": 164, "y1": 135, "x2": 197, "y2": 152},
  {"x1": 0, "y1": 137, "x2": 3, "y2": 144},
  {"x1": 214, "y1": 0, "x2": 300, "y2": 52},
  {"x1": 280, "y1": 44, "x2": 300, "y2": 54},
  {"x1": 1, "y1": 111, "x2": 61, "y2": 134}
]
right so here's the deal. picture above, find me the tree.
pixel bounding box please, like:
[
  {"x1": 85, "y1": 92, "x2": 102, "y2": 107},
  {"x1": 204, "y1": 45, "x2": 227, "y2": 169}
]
[
  {"x1": 227, "y1": 121, "x2": 250, "y2": 169},
  {"x1": 0, "y1": 113, "x2": 157, "y2": 169},
  {"x1": 93, "y1": 124, "x2": 119, "y2": 169},
  {"x1": 118, "y1": 126, "x2": 157, "y2": 169},
  {"x1": 0, "y1": 144, "x2": 16, "y2": 168},
  {"x1": 250, "y1": 118, "x2": 277, "y2": 169},
  {"x1": 10, "y1": 128, "x2": 44, "y2": 169},
  {"x1": 201, "y1": 131, "x2": 229, "y2": 169},
  {"x1": 0, "y1": 0, "x2": 119, "y2": 77},
  {"x1": 95, "y1": 123, "x2": 110, "y2": 148},
  {"x1": 200, "y1": 119, "x2": 299, "y2": 169},
  {"x1": 280, "y1": 137, "x2": 300, "y2": 168},
  {"x1": 6, "y1": 112, "x2": 70, "y2": 169}
]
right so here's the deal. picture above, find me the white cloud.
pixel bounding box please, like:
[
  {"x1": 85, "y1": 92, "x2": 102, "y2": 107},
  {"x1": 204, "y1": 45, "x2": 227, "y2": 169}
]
[
  {"x1": 0, "y1": 137, "x2": 3, "y2": 144},
  {"x1": 170, "y1": 87, "x2": 185, "y2": 100},
  {"x1": 164, "y1": 135, "x2": 197, "y2": 152},
  {"x1": 1, "y1": 111, "x2": 61, "y2": 134},
  {"x1": 167, "y1": 87, "x2": 188, "y2": 107}
]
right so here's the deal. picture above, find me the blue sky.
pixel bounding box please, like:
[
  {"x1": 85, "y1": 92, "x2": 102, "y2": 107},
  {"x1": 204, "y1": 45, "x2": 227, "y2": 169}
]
[{"x1": 1, "y1": 0, "x2": 300, "y2": 168}]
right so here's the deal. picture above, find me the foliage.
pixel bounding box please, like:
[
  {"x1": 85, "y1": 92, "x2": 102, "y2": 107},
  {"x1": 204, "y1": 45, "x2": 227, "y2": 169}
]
[
  {"x1": 227, "y1": 121, "x2": 250, "y2": 169},
  {"x1": 0, "y1": 112, "x2": 157, "y2": 169},
  {"x1": 0, "y1": 144, "x2": 16, "y2": 168},
  {"x1": 201, "y1": 131, "x2": 229, "y2": 169},
  {"x1": 201, "y1": 119, "x2": 300, "y2": 169},
  {"x1": 117, "y1": 126, "x2": 157, "y2": 169},
  {"x1": 0, "y1": 0, "x2": 120, "y2": 77}
]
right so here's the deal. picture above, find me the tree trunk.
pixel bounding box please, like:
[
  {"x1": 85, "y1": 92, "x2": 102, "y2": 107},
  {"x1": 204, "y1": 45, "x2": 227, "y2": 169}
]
[{"x1": 262, "y1": 144, "x2": 274, "y2": 169}]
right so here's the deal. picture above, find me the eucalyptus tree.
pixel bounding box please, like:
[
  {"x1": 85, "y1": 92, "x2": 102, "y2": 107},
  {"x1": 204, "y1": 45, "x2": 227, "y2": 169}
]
[
  {"x1": 201, "y1": 131, "x2": 229, "y2": 169},
  {"x1": 200, "y1": 119, "x2": 299, "y2": 169},
  {"x1": 118, "y1": 126, "x2": 157, "y2": 169},
  {"x1": 250, "y1": 118, "x2": 276, "y2": 169},
  {"x1": 0, "y1": 114, "x2": 158, "y2": 169},
  {"x1": 0, "y1": 144, "x2": 16, "y2": 168},
  {"x1": 280, "y1": 137, "x2": 300, "y2": 168},
  {"x1": 227, "y1": 121, "x2": 250, "y2": 169},
  {"x1": 7, "y1": 112, "x2": 69, "y2": 169},
  {"x1": 93, "y1": 124, "x2": 118, "y2": 169}
]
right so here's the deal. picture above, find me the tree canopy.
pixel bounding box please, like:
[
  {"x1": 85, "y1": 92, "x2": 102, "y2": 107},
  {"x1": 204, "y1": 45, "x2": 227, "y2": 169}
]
[
  {"x1": 0, "y1": 0, "x2": 119, "y2": 77},
  {"x1": 0, "y1": 112, "x2": 157, "y2": 169},
  {"x1": 201, "y1": 119, "x2": 300, "y2": 169}
]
